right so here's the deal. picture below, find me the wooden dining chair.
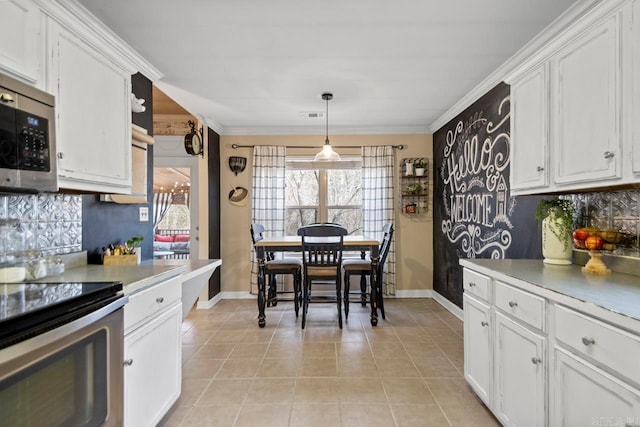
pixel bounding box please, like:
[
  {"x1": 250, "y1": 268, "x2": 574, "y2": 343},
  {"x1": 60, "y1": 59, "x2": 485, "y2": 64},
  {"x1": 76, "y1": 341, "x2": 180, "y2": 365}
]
[
  {"x1": 342, "y1": 223, "x2": 394, "y2": 320},
  {"x1": 250, "y1": 224, "x2": 303, "y2": 316},
  {"x1": 297, "y1": 224, "x2": 348, "y2": 329}
]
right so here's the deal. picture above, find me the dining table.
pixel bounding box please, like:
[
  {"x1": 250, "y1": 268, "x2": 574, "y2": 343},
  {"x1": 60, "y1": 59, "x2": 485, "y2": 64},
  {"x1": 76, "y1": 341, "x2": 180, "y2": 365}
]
[{"x1": 253, "y1": 235, "x2": 382, "y2": 328}]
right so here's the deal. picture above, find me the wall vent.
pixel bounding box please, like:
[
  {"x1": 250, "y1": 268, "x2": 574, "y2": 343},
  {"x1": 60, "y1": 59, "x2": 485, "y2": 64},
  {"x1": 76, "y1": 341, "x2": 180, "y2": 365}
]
[{"x1": 299, "y1": 112, "x2": 324, "y2": 119}]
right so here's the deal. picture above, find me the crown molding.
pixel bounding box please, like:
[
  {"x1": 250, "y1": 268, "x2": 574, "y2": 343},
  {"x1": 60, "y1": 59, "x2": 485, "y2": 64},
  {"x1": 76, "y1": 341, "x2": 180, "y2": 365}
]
[
  {"x1": 36, "y1": 0, "x2": 163, "y2": 81},
  {"x1": 428, "y1": 0, "x2": 605, "y2": 133},
  {"x1": 220, "y1": 124, "x2": 430, "y2": 136}
]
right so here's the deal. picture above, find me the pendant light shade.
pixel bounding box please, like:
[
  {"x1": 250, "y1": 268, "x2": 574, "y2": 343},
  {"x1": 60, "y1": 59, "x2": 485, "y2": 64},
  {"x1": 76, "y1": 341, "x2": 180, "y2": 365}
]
[{"x1": 314, "y1": 93, "x2": 341, "y2": 161}]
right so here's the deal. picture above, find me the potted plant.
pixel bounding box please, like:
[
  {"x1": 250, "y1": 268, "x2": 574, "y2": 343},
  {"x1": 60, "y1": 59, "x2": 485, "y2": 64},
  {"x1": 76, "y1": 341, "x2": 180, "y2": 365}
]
[
  {"x1": 535, "y1": 198, "x2": 575, "y2": 265},
  {"x1": 405, "y1": 183, "x2": 422, "y2": 195},
  {"x1": 414, "y1": 160, "x2": 426, "y2": 176}
]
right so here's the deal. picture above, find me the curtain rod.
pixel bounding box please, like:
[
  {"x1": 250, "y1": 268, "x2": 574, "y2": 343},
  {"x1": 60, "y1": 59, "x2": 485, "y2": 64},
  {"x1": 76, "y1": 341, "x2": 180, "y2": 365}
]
[{"x1": 231, "y1": 144, "x2": 405, "y2": 150}]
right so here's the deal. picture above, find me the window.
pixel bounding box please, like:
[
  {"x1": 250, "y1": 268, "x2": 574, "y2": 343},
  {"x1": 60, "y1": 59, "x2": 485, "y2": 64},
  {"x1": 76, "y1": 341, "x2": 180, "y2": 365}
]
[{"x1": 285, "y1": 157, "x2": 362, "y2": 235}]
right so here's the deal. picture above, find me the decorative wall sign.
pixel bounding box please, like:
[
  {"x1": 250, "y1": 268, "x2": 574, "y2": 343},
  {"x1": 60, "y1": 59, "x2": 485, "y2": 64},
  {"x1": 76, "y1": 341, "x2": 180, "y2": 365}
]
[{"x1": 433, "y1": 83, "x2": 543, "y2": 308}]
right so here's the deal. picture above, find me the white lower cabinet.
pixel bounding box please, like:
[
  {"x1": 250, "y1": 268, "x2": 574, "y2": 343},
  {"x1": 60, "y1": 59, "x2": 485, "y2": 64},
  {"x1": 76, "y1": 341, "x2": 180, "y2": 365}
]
[
  {"x1": 463, "y1": 263, "x2": 640, "y2": 426},
  {"x1": 495, "y1": 312, "x2": 546, "y2": 427},
  {"x1": 463, "y1": 293, "x2": 492, "y2": 406},
  {"x1": 552, "y1": 347, "x2": 640, "y2": 426},
  {"x1": 124, "y1": 278, "x2": 182, "y2": 427}
]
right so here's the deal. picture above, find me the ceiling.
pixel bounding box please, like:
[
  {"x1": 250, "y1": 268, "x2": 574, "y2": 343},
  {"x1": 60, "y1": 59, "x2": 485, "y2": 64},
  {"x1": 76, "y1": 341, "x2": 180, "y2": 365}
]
[
  {"x1": 80, "y1": 0, "x2": 577, "y2": 135},
  {"x1": 153, "y1": 167, "x2": 191, "y2": 193}
]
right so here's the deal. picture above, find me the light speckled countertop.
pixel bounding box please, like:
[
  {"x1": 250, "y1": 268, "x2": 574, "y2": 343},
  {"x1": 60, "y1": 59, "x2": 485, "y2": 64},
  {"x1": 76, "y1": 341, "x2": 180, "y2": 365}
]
[
  {"x1": 34, "y1": 259, "x2": 221, "y2": 295},
  {"x1": 460, "y1": 259, "x2": 640, "y2": 322}
]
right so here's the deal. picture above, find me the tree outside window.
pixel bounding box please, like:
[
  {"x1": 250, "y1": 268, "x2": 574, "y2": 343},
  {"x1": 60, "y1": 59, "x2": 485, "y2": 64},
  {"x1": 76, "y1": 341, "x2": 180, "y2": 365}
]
[{"x1": 285, "y1": 158, "x2": 362, "y2": 235}]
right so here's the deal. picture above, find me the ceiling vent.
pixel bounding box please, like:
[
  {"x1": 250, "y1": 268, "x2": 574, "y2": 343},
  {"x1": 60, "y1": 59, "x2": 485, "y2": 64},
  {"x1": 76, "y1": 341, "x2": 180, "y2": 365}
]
[{"x1": 300, "y1": 112, "x2": 324, "y2": 119}]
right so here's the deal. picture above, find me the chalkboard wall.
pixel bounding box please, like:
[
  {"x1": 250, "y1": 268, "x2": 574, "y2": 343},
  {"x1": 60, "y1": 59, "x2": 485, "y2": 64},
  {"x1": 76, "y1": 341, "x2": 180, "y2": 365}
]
[{"x1": 433, "y1": 82, "x2": 543, "y2": 308}]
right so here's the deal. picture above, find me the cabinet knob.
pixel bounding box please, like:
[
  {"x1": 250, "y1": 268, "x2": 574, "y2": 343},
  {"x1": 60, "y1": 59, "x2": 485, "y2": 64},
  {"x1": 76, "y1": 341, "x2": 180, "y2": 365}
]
[
  {"x1": 508, "y1": 300, "x2": 518, "y2": 308},
  {"x1": 156, "y1": 297, "x2": 164, "y2": 303},
  {"x1": 603, "y1": 151, "x2": 615, "y2": 159},
  {"x1": 123, "y1": 358, "x2": 133, "y2": 366},
  {"x1": 531, "y1": 357, "x2": 542, "y2": 365},
  {"x1": 536, "y1": 166, "x2": 544, "y2": 172},
  {"x1": 480, "y1": 321, "x2": 489, "y2": 327},
  {"x1": 581, "y1": 336, "x2": 595, "y2": 346},
  {"x1": 0, "y1": 93, "x2": 15, "y2": 103},
  {"x1": 469, "y1": 282, "x2": 476, "y2": 287},
  {"x1": 57, "y1": 152, "x2": 64, "y2": 159}
]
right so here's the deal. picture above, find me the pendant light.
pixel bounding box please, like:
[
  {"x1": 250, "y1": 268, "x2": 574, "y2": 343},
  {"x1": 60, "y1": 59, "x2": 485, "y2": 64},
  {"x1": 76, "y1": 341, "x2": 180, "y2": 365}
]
[{"x1": 314, "y1": 92, "x2": 341, "y2": 161}]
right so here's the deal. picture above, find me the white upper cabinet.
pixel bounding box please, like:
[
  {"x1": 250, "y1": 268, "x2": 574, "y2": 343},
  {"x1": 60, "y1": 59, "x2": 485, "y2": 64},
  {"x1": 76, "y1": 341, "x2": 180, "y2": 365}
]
[
  {"x1": 48, "y1": 22, "x2": 132, "y2": 193},
  {"x1": 632, "y1": 0, "x2": 640, "y2": 175},
  {"x1": 0, "y1": 0, "x2": 43, "y2": 85},
  {"x1": 552, "y1": 14, "x2": 621, "y2": 186},
  {"x1": 510, "y1": 63, "x2": 549, "y2": 192},
  {"x1": 507, "y1": 0, "x2": 639, "y2": 194}
]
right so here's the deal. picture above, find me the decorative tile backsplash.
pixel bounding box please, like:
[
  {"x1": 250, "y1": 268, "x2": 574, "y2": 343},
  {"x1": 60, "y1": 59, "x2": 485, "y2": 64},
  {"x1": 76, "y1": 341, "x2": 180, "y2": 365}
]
[
  {"x1": 0, "y1": 194, "x2": 82, "y2": 255},
  {"x1": 567, "y1": 189, "x2": 640, "y2": 257}
]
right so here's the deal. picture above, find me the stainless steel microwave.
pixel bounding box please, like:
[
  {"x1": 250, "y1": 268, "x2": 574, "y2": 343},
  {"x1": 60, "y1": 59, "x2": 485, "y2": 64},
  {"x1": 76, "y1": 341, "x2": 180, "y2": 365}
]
[{"x1": 0, "y1": 73, "x2": 57, "y2": 193}]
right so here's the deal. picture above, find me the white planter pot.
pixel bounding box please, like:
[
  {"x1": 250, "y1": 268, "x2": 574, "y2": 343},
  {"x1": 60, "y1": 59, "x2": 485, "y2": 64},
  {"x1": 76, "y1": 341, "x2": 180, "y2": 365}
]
[
  {"x1": 542, "y1": 214, "x2": 572, "y2": 265},
  {"x1": 415, "y1": 168, "x2": 425, "y2": 177}
]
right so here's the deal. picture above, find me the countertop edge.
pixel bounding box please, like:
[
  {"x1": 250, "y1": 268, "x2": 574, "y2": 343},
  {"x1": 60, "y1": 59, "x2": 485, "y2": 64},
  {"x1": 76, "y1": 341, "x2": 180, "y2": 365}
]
[{"x1": 460, "y1": 259, "x2": 640, "y2": 332}]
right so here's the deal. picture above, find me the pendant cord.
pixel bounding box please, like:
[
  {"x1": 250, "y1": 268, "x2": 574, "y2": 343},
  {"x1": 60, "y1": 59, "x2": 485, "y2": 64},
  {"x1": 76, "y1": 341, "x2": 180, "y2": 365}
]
[{"x1": 325, "y1": 96, "x2": 330, "y2": 145}]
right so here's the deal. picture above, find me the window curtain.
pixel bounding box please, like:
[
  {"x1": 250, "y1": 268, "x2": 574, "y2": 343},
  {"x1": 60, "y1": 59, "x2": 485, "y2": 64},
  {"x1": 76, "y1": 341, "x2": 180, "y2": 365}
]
[
  {"x1": 250, "y1": 146, "x2": 286, "y2": 293},
  {"x1": 153, "y1": 192, "x2": 174, "y2": 231},
  {"x1": 362, "y1": 146, "x2": 396, "y2": 295}
]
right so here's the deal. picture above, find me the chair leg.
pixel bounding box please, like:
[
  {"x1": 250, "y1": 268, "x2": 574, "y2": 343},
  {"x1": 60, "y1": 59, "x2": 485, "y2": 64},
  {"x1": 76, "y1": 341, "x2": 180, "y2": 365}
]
[
  {"x1": 379, "y1": 285, "x2": 386, "y2": 320},
  {"x1": 336, "y1": 277, "x2": 343, "y2": 329},
  {"x1": 266, "y1": 275, "x2": 276, "y2": 307},
  {"x1": 360, "y1": 274, "x2": 367, "y2": 306},
  {"x1": 301, "y1": 278, "x2": 309, "y2": 329},
  {"x1": 271, "y1": 275, "x2": 278, "y2": 306},
  {"x1": 343, "y1": 271, "x2": 350, "y2": 319},
  {"x1": 293, "y1": 271, "x2": 301, "y2": 317}
]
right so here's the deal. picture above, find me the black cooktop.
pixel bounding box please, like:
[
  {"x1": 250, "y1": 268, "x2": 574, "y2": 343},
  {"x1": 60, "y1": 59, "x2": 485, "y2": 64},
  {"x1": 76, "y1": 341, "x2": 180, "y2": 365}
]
[{"x1": 0, "y1": 281, "x2": 123, "y2": 349}]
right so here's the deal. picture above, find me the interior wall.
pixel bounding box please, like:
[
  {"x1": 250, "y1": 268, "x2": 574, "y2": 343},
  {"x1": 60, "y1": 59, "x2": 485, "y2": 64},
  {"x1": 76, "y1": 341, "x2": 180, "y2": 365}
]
[{"x1": 219, "y1": 133, "x2": 433, "y2": 295}]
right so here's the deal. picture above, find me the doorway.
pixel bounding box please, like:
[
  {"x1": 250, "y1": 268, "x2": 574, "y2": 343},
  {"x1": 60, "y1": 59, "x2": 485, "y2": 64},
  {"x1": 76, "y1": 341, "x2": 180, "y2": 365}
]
[{"x1": 153, "y1": 136, "x2": 199, "y2": 260}]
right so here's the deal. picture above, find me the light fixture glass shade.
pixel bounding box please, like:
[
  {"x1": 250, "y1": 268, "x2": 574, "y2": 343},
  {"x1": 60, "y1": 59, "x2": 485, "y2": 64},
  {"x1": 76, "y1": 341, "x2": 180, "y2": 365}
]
[{"x1": 314, "y1": 141, "x2": 341, "y2": 161}]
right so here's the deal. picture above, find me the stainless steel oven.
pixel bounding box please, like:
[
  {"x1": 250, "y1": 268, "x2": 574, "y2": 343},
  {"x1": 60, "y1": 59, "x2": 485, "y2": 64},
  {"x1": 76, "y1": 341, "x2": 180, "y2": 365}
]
[
  {"x1": 0, "y1": 72, "x2": 57, "y2": 193},
  {"x1": 0, "y1": 282, "x2": 127, "y2": 427}
]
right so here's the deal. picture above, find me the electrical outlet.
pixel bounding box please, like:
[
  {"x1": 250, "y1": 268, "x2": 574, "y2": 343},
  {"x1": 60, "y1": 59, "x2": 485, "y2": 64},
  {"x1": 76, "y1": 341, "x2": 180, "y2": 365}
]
[{"x1": 139, "y1": 207, "x2": 149, "y2": 222}]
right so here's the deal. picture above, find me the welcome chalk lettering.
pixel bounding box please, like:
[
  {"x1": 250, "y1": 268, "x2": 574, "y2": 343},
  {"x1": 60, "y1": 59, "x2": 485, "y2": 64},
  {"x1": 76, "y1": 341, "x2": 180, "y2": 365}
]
[{"x1": 439, "y1": 94, "x2": 513, "y2": 258}]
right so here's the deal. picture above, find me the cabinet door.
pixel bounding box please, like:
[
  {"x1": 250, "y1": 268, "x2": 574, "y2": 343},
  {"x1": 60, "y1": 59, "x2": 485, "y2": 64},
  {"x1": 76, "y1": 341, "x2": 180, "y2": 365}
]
[
  {"x1": 463, "y1": 293, "x2": 492, "y2": 407},
  {"x1": 552, "y1": 347, "x2": 640, "y2": 426},
  {"x1": 0, "y1": 0, "x2": 41, "y2": 84},
  {"x1": 632, "y1": 0, "x2": 640, "y2": 175},
  {"x1": 552, "y1": 14, "x2": 622, "y2": 185},
  {"x1": 124, "y1": 302, "x2": 182, "y2": 427},
  {"x1": 495, "y1": 312, "x2": 545, "y2": 427},
  {"x1": 50, "y1": 24, "x2": 132, "y2": 193},
  {"x1": 510, "y1": 63, "x2": 549, "y2": 192}
]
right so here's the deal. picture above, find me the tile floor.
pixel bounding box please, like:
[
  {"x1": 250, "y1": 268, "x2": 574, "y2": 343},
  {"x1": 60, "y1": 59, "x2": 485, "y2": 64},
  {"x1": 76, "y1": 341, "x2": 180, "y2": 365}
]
[{"x1": 159, "y1": 298, "x2": 500, "y2": 427}]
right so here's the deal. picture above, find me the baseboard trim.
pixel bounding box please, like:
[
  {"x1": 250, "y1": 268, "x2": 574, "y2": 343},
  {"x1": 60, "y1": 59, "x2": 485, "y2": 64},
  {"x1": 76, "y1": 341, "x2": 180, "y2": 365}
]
[
  {"x1": 393, "y1": 289, "x2": 434, "y2": 298},
  {"x1": 220, "y1": 291, "x2": 256, "y2": 300},
  {"x1": 196, "y1": 292, "x2": 222, "y2": 309},
  {"x1": 432, "y1": 291, "x2": 464, "y2": 320}
]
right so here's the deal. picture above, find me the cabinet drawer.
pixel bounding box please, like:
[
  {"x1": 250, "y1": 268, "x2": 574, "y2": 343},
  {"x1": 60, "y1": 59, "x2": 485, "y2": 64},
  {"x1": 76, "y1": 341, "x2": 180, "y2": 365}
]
[
  {"x1": 125, "y1": 276, "x2": 181, "y2": 333},
  {"x1": 463, "y1": 269, "x2": 491, "y2": 301},
  {"x1": 555, "y1": 305, "x2": 640, "y2": 386},
  {"x1": 494, "y1": 281, "x2": 545, "y2": 330}
]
